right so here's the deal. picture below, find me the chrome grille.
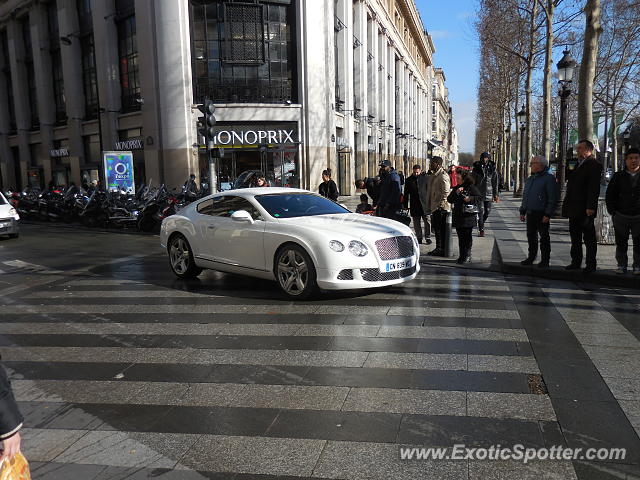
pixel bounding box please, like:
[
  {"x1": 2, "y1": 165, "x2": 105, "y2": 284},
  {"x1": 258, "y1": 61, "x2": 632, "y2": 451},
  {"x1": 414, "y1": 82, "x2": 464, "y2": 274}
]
[
  {"x1": 360, "y1": 266, "x2": 416, "y2": 282},
  {"x1": 375, "y1": 236, "x2": 414, "y2": 260}
]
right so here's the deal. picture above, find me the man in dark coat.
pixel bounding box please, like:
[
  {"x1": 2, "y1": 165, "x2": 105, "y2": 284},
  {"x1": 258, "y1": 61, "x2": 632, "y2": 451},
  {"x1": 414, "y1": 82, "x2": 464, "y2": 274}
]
[
  {"x1": 377, "y1": 160, "x2": 402, "y2": 219},
  {"x1": 605, "y1": 148, "x2": 640, "y2": 274},
  {"x1": 519, "y1": 156, "x2": 558, "y2": 268},
  {"x1": 403, "y1": 164, "x2": 431, "y2": 244},
  {"x1": 355, "y1": 177, "x2": 380, "y2": 206},
  {"x1": 0, "y1": 363, "x2": 23, "y2": 461},
  {"x1": 562, "y1": 139, "x2": 603, "y2": 273},
  {"x1": 472, "y1": 152, "x2": 499, "y2": 236}
]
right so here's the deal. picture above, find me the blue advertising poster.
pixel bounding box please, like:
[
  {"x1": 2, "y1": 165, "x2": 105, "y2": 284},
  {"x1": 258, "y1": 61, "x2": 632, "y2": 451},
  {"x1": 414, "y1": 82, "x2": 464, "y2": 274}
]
[{"x1": 104, "y1": 151, "x2": 135, "y2": 194}]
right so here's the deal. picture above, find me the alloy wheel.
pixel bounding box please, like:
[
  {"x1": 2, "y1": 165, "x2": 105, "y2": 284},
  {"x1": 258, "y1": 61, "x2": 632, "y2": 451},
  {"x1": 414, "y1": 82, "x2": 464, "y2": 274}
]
[
  {"x1": 170, "y1": 237, "x2": 190, "y2": 275},
  {"x1": 277, "y1": 249, "x2": 309, "y2": 296}
]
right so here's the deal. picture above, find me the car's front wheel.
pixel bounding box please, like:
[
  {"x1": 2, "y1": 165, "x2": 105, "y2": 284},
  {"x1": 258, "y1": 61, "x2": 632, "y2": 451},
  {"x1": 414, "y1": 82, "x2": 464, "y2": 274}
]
[
  {"x1": 275, "y1": 244, "x2": 317, "y2": 299},
  {"x1": 168, "y1": 234, "x2": 202, "y2": 279}
]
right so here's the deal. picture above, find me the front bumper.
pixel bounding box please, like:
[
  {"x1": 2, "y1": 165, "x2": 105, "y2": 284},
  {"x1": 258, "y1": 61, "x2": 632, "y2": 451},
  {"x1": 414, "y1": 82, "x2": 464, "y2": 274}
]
[
  {"x1": 316, "y1": 261, "x2": 420, "y2": 290},
  {"x1": 0, "y1": 218, "x2": 19, "y2": 236}
]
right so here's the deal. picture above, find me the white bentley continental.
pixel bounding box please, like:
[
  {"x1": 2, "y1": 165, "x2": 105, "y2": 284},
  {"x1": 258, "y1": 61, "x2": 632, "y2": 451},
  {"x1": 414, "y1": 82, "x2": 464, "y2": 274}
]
[{"x1": 160, "y1": 188, "x2": 419, "y2": 299}]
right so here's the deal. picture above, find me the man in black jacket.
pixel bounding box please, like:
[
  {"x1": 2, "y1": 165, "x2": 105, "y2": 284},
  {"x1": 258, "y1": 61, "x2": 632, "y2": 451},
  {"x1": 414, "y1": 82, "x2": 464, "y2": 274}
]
[
  {"x1": 377, "y1": 160, "x2": 402, "y2": 219},
  {"x1": 562, "y1": 139, "x2": 603, "y2": 273},
  {"x1": 606, "y1": 148, "x2": 640, "y2": 274},
  {"x1": 472, "y1": 152, "x2": 499, "y2": 236},
  {"x1": 403, "y1": 164, "x2": 431, "y2": 244}
]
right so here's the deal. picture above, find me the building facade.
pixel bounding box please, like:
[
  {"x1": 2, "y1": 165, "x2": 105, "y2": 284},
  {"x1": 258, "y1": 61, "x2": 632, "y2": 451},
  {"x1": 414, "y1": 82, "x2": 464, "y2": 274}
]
[{"x1": 0, "y1": 0, "x2": 453, "y2": 195}]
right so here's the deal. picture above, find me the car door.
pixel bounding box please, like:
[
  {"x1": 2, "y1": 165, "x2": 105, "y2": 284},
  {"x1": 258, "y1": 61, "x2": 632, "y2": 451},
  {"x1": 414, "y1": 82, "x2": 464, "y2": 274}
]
[
  {"x1": 192, "y1": 196, "x2": 232, "y2": 262},
  {"x1": 213, "y1": 196, "x2": 267, "y2": 271}
]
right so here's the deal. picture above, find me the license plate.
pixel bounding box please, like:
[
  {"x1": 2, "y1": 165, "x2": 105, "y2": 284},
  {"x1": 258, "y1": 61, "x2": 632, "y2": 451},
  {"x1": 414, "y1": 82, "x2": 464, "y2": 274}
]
[{"x1": 380, "y1": 256, "x2": 414, "y2": 273}]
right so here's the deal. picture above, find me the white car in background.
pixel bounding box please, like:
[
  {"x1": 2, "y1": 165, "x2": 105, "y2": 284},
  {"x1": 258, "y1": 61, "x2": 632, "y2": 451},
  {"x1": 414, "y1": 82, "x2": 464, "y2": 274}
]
[
  {"x1": 0, "y1": 192, "x2": 20, "y2": 239},
  {"x1": 160, "y1": 188, "x2": 419, "y2": 299}
]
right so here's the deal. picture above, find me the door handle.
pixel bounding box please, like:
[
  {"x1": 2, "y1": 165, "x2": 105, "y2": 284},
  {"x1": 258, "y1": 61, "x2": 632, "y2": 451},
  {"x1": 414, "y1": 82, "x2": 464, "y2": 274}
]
[{"x1": 207, "y1": 225, "x2": 216, "y2": 229}]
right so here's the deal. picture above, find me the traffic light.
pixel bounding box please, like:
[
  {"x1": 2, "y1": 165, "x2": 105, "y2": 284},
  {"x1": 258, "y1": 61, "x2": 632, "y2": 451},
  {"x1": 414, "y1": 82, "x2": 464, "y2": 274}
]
[{"x1": 197, "y1": 99, "x2": 216, "y2": 145}]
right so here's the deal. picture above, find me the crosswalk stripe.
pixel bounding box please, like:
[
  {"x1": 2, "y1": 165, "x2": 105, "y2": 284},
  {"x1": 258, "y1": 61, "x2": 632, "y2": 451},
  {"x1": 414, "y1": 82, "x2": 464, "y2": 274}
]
[
  {"x1": 0, "y1": 303, "x2": 521, "y2": 318},
  {"x1": 10, "y1": 379, "x2": 555, "y2": 420},
  {"x1": 1, "y1": 347, "x2": 538, "y2": 373},
  {"x1": 0, "y1": 322, "x2": 529, "y2": 341}
]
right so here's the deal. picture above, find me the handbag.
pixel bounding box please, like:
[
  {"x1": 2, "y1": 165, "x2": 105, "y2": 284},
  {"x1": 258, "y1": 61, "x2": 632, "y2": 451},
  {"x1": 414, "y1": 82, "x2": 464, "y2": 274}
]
[
  {"x1": 394, "y1": 209, "x2": 412, "y2": 226},
  {"x1": 0, "y1": 453, "x2": 31, "y2": 480},
  {"x1": 463, "y1": 203, "x2": 479, "y2": 214}
]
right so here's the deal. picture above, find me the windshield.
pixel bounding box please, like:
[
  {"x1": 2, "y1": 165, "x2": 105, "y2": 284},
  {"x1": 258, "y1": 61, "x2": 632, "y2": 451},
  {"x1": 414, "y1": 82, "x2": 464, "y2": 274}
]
[
  {"x1": 254, "y1": 193, "x2": 349, "y2": 218},
  {"x1": 0, "y1": 193, "x2": 7, "y2": 205}
]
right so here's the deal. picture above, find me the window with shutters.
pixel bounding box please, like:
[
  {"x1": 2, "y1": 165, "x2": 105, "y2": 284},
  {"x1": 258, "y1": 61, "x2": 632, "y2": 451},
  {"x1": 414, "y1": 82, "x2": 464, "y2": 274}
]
[{"x1": 222, "y1": 3, "x2": 264, "y2": 64}]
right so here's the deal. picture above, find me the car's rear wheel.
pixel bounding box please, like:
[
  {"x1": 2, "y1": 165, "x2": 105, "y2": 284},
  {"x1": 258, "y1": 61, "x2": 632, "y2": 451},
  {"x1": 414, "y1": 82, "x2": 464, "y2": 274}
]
[
  {"x1": 276, "y1": 244, "x2": 317, "y2": 299},
  {"x1": 168, "y1": 234, "x2": 202, "y2": 279}
]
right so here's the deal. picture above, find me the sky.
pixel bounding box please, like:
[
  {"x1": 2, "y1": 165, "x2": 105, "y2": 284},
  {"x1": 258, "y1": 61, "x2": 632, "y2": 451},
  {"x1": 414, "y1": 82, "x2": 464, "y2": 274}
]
[{"x1": 415, "y1": 0, "x2": 480, "y2": 153}]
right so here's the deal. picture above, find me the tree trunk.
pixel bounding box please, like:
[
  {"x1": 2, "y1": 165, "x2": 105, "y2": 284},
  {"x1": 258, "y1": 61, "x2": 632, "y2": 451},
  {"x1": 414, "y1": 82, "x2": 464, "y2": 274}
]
[
  {"x1": 524, "y1": 0, "x2": 538, "y2": 184},
  {"x1": 542, "y1": 0, "x2": 555, "y2": 160},
  {"x1": 578, "y1": 0, "x2": 602, "y2": 142}
]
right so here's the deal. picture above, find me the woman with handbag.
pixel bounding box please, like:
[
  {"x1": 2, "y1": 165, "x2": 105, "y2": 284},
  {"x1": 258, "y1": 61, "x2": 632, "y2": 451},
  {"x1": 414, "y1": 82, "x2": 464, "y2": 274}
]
[{"x1": 447, "y1": 169, "x2": 481, "y2": 264}]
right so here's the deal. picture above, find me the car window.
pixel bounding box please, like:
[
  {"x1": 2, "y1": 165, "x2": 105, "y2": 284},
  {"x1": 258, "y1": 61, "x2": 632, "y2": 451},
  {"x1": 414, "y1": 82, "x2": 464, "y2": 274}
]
[
  {"x1": 196, "y1": 198, "x2": 214, "y2": 215},
  {"x1": 0, "y1": 194, "x2": 7, "y2": 205},
  {"x1": 219, "y1": 196, "x2": 263, "y2": 220},
  {"x1": 255, "y1": 193, "x2": 349, "y2": 218}
]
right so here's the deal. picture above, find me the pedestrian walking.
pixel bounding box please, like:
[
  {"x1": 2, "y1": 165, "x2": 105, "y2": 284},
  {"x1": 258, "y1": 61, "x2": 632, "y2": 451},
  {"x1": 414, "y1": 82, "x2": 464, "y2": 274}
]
[
  {"x1": 426, "y1": 156, "x2": 451, "y2": 256},
  {"x1": 0, "y1": 362, "x2": 23, "y2": 462},
  {"x1": 448, "y1": 168, "x2": 481, "y2": 264},
  {"x1": 376, "y1": 160, "x2": 402, "y2": 219},
  {"x1": 472, "y1": 152, "x2": 499, "y2": 237},
  {"x1": 562, "y1": 139, "x2": 603, "y2": 274},
  {"x1": 448, "y1": 165, "x2": 458, "y2": 188},
  {"x1": 519, "y1": 156, "x2": 558, "y2": 268},
  {"x1": 319, "y1": 169, "x2": 339, "y2": 201},
  {"x1": 355, "y1": 176, "x2": 381, "y2": 206},
  {"x1": 605, "y1": 147, "x2": 640, "y2": 275},
  {"x1": 403, "y1": 164, "x2": 432, "y2": 244}
]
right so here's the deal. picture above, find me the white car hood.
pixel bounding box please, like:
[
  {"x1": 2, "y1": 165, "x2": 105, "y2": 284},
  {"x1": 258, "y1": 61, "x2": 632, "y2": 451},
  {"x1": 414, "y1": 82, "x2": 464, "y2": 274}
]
[{"x1": 277, "y1": 213, "x2": 411, "y2": 240}]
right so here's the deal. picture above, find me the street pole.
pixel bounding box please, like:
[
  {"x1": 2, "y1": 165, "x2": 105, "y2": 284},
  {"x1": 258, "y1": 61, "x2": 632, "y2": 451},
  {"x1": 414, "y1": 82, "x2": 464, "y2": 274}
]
[
  {"x1": 514, "y1": 124, "x2": 526, "y2": 197},
  {"x1": 554, "y1": 82, "x2": 570, "y2": 217}
]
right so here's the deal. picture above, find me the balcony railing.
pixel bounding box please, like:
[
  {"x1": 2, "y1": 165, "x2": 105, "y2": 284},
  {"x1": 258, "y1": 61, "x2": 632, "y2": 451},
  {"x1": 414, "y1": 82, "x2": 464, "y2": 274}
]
[{"x1": 197, "y1": 79, "x2": 293, "y2": 104}]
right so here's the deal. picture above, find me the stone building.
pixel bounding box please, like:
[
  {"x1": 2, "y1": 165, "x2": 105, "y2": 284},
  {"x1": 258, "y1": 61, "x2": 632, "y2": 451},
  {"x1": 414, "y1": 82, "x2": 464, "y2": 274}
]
[{"x1": 0, "y1": 0, "x2": 454, "y2": 194}]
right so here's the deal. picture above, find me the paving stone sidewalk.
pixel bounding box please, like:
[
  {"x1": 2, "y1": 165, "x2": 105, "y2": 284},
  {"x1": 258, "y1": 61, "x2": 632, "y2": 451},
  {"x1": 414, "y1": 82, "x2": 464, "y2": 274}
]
[{"x1": 342, "y1": 193, "x2": 640, "y2": 288}]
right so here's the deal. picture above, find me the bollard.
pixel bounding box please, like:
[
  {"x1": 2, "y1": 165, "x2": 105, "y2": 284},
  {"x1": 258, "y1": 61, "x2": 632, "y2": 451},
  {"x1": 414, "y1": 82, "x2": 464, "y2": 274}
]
[{"x1": 443, "y1": 211, "x2": 453, "y2": 257}]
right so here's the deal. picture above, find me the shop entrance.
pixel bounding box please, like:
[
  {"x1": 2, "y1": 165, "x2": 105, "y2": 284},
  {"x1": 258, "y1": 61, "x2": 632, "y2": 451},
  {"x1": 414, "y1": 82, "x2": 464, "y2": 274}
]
[{"x1": 215, "y1": 148, "x2": 299, "y2": 190}]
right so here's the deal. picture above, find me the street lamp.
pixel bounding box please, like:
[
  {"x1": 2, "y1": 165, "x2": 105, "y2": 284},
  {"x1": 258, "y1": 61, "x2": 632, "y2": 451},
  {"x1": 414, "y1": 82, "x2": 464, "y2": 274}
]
[
  {"x1": 622, "y1": 128, "x2": 631, "y2": 168},
  {"x1": 515, "y1": 106, "x2": 526, "y2": 197},
  {"x1": 555, "y1": 49, "x2": 577, "y2": 216}
]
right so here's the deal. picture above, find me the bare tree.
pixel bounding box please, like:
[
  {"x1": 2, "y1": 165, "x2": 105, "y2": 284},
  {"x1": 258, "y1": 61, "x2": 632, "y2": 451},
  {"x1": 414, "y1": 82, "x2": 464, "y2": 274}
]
[{"x1": 578, "y1": 0, "x2": 602, "y2": 142}]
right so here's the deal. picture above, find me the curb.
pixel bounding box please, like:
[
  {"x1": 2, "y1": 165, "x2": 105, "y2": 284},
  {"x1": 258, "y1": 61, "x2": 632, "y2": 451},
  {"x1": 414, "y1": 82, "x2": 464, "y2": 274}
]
[{"x1": 494, "y1": 239, "x2": 640, "y2": 290}]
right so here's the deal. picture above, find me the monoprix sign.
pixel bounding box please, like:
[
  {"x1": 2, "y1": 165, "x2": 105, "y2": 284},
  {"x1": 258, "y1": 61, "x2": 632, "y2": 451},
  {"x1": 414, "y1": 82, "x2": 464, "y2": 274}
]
[{"x1": 104, "y1": 151, "x2": 135, "y2": 194}]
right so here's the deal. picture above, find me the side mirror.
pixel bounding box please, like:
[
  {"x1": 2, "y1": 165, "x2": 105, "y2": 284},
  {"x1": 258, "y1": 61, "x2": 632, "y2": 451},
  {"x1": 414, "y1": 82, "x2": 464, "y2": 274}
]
[{"x1": 231, "y1": 210, "x2": 254, "y2": 224}]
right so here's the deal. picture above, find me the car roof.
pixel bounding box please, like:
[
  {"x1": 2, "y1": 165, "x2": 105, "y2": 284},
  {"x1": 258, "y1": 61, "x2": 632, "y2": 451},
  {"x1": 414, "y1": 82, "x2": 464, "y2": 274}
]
[{"x1": 216, "y1": 188, "x2": 313, "y2": 197}]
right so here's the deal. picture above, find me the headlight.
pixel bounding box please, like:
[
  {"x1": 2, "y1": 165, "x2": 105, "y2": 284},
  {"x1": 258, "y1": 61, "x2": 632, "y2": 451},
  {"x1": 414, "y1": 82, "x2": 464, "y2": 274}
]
[
  {"x1": 348, "y1": 240, "x2": 368, "y2": 257},
  {"x1": 329, "y1": 240, "x2": 344, "y2": 252}
]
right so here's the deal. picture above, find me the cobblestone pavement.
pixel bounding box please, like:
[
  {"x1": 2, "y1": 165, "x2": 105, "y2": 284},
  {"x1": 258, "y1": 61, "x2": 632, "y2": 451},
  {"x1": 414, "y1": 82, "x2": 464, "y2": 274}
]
[{"x1": 0, "y1": 223, "x2": 639, "y2": 479}]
